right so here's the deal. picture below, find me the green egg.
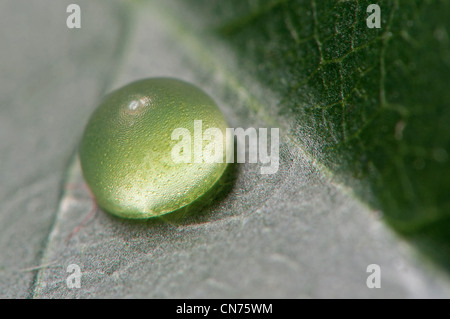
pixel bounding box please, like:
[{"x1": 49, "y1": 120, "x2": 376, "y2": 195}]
[{"x1": 79, "y1": 78, "x2": 229, "y2": 219}]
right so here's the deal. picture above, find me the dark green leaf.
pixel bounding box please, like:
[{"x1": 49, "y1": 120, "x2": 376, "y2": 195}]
[{"x1": 170, "y1": 0, "x2": 450, "y2": 267}]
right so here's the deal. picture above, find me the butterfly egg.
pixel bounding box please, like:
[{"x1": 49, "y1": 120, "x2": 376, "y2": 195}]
[{"x1": 79, "y1": 78, "x2": 229, "y2": 219}]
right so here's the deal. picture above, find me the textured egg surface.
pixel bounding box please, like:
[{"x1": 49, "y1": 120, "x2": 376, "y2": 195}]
[{"x1": 79, "y1": 78, "x2": 229, "y2": 218}]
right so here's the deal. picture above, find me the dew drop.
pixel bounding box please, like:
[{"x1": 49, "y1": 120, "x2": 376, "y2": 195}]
[{"x1": 79, "y1": 78, "x2": 229, "y2": 219}]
